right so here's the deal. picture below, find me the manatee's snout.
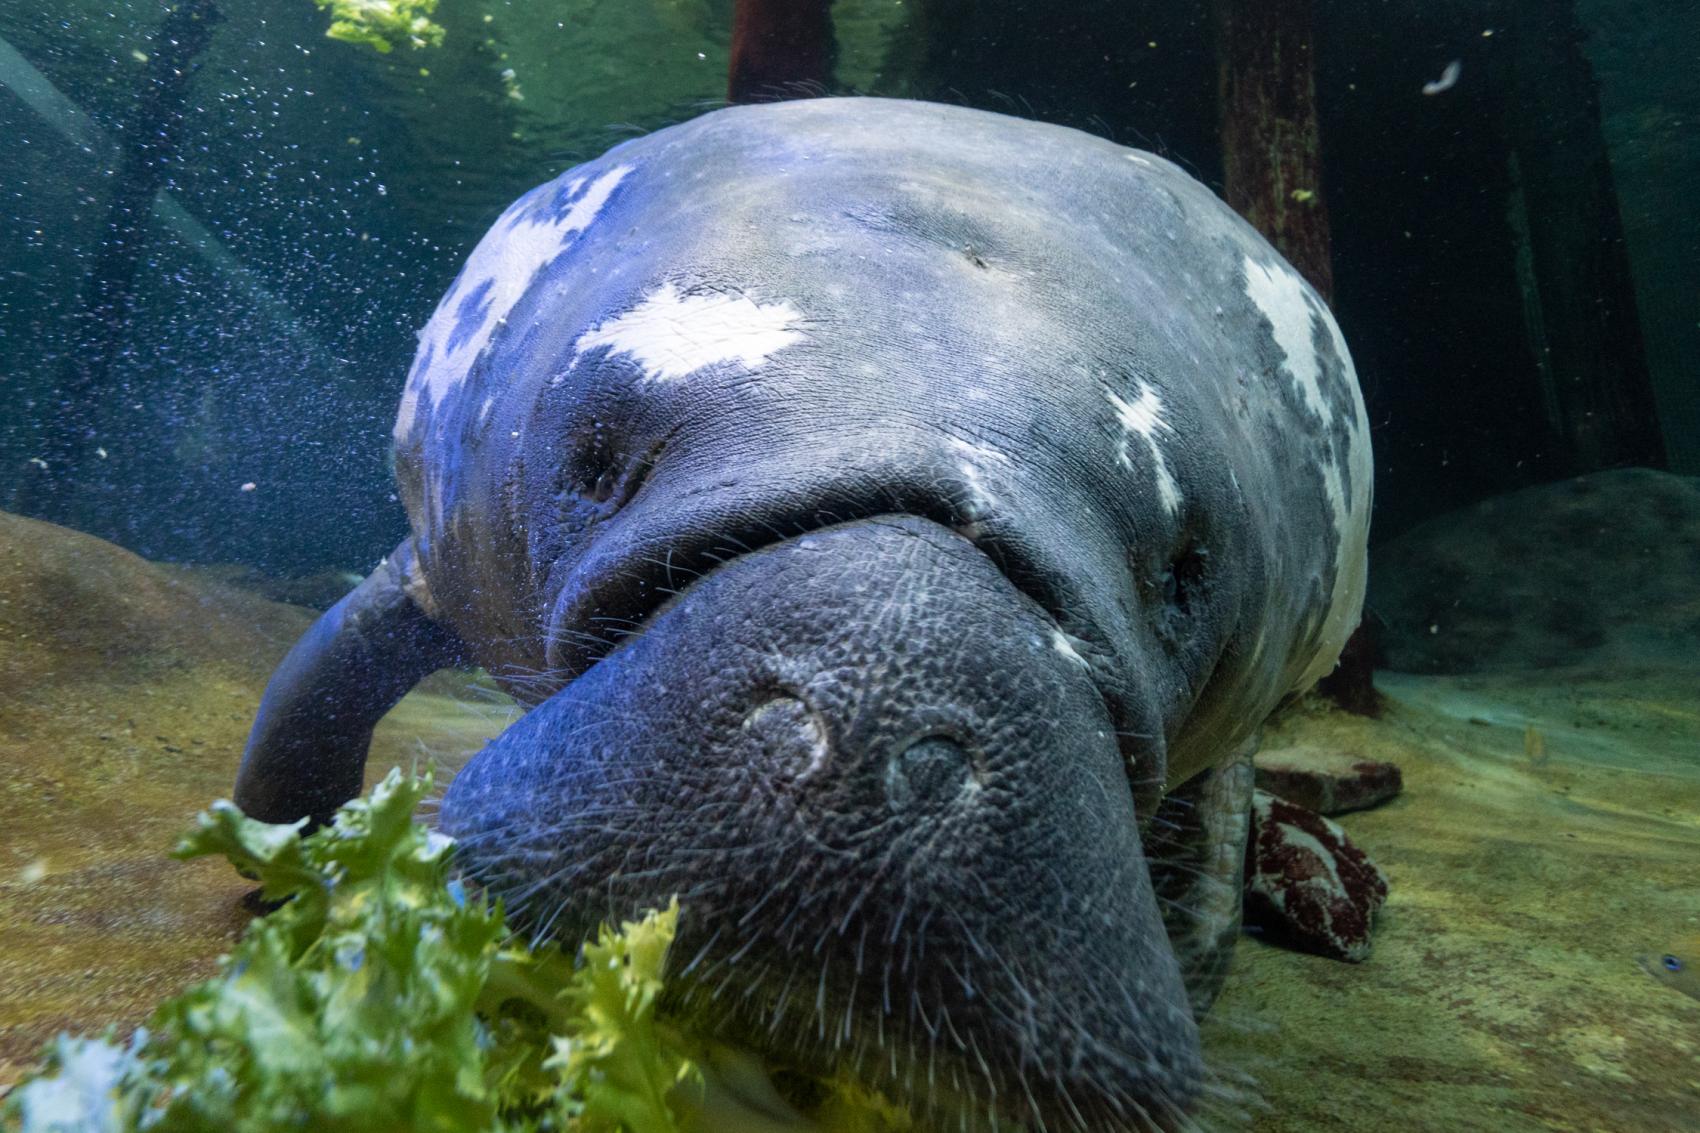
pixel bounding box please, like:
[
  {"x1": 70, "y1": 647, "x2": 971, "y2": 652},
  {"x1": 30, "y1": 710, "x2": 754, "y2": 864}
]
[{"x1": 442, "y1": 515, "x2": 1201, "y2": 1130}]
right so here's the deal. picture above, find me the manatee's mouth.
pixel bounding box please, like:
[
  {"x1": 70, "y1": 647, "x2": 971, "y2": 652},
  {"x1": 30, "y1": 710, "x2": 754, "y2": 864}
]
[
  {"x1": 543, "y1": 496, "x2": 1097, "y2": 682},
  {"x1": 538, "y1": 502, "x2": 1165, "y2": 812}
]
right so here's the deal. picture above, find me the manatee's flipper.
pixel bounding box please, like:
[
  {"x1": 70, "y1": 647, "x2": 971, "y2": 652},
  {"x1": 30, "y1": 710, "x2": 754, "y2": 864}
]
[
  {"x1": 1146, "y1": 741, "x2": 1257, "y2": 1018},
  {"x1": 234, "y1": 537, "x2": 464, "y2": 827}
]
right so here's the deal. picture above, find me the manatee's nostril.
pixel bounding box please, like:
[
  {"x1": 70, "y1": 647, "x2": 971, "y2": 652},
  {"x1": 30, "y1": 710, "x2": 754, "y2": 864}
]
[
  {"x1": 885, "y1": 735, "x2": 973, "y2": 813},
  {"x1": 743, "y1": 694, "x2": 829, "y2": 779}
]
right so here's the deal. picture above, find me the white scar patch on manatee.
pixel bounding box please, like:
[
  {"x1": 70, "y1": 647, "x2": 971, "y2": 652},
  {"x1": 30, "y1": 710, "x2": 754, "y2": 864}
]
[
  {"x1": 573, "y1": 282, "x2": 805, "y2": 382},
  {"x1": 395, "y1": 164, "x2": 632, "y2": 439},
  {"x1": 1242, "y1": 252, "x2": 1349, "y2": 560},
  {"x1": 1302, "y1": 300, "x2": 1375, "y2": 690},
  {"x1": 1107, "y1": 383, "x2": 1183, "y2": 516},
  {"x1": 1242, "y1": 254, "x2": 1330, "y2": 424},
  {"x1": 948, "y1": 436, "x2": 1009, "y2": 518},
  {"x1": 1050, "y1": 628, "x2": 1090, "y2": 668},
  {"x1": 1242, "y1": 253, "x2": 1376, "y2": 689}
]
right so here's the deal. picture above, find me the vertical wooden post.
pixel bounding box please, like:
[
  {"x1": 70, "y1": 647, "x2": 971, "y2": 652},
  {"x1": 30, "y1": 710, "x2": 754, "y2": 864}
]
[
  {"x1": 1212, "y1": 0, "x2": 1332, "y2": 300},
  {"x1": 727, "y1": 0, "x2": 834, "y2": 105},
  {"x1": 1214, "y1": 0, "x2": 1380, "y2": 712},
  {"x1": 1505, "y1": 0, "x2": 1666, "y2": 472}
]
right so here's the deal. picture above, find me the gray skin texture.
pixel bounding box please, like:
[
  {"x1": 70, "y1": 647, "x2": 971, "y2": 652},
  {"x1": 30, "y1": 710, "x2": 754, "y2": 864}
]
[{"x1": 234, "y1": 98, "x2": 1371, "y2": 1132}]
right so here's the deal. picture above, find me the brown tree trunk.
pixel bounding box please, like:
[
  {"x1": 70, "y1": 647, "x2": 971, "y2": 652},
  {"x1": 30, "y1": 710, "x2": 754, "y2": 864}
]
[
  {"x1": 1505, "y1": 0, "x2": 1666, "y2": 472},
  {"x1": 1214, "y1": 0, "x2": 1380, "y2": 713},
  {"x1": 1212, "y1": 0, "x2": 1332, "y2": 300},
  {"x1": 727, "y1": 0, "x2": 834, "y2": 105}
]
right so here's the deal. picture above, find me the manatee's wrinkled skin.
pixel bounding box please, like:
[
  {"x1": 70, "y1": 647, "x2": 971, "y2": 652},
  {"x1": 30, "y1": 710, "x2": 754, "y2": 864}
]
[{"x1": 235, "y1": 98, "x2": 1371, "y2": 1131}]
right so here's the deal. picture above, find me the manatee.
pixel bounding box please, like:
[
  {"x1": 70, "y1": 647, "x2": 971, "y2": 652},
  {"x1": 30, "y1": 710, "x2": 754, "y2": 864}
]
[{"x1": 234, "y1": 97, "x2": 1372, "y2": 1131}]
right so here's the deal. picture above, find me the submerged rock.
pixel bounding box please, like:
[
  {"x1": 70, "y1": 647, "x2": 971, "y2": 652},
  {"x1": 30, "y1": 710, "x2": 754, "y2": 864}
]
[
  {"x1": 164, "y1": 563, "x2": 365, "y2": 611},
  {"x1": 1243, "y1": 789, "x2": 1388, "y2": 963},
  {"x1": 1252, "y1": 744, "x2": 1403, "y2": 815},
  {"x1": 1371, "y1": 468, "x2": 1700, "y2": 674}
]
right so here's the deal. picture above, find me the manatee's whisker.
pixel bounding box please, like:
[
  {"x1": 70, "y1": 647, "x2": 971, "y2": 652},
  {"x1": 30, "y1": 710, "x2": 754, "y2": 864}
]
[
  {"x1": 528, "y1": 897, "x2": 571, "y2": 946},
  {"x1": 540, "y1": 625, "x2": 609, "y2": 646},
  {"x1": 717, "y1": 532, "x2": 755, "y2": 553}
]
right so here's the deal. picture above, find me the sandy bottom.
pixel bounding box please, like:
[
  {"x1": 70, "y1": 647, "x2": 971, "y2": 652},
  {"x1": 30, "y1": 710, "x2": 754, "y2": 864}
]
[
  {"x1": 0, "y1": 665, "x2": 506, "y2": 1086},
  {"x1": 1, "y1": 511, "x2": 1696, "y2": 1128},
  {"x1": 0, "y1": 511, "x2": 508, "y2": 1085},
  {"x1": 1209, "y1": 667, "x2": 1700, "y2": 1132}
]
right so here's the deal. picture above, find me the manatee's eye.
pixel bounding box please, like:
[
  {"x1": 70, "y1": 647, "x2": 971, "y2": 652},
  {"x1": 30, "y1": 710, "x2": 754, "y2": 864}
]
[
  {"x1": 565, "y1": 435, "x2": 661, "y2": 511},
  {"x1": 1164, "y1": 542, "x2": 1209, "y2": 615},
  {"x1": 590, "y1": 464, "x2": 620, "y2": 504},
  {"x1": 1139, "y1": 538, "x2": 1211, "y2": 649},
  {"x1": 1664, "y1": 954, "x2": 1685, "y2": 972}
]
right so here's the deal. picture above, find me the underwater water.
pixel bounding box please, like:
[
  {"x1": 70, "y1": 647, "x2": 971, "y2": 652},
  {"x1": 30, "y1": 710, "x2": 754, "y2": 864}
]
[{"x1": 1, "y1": 1, "x2": 1696, "y2": 1131}]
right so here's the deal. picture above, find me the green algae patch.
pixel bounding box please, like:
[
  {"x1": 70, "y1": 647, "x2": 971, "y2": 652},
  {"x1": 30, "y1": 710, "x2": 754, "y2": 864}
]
[
  {"x1": 1, "y1": 770, "x2": 907, "y2": 1133},
  {"x1": 312, "y1": 0, "x2": 445, "y2": 53}
]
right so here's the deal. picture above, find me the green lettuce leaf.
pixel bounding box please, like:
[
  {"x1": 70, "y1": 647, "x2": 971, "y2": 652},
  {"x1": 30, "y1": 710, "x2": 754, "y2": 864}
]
[{"x1": 1, "y1": 769, "x2": 912, "y2": 1133}]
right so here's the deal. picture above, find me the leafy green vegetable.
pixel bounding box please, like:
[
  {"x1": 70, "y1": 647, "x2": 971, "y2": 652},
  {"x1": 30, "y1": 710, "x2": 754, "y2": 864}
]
[
  {"x1": 540, "y1": 906, "x2": 696, "y2": 1132},
  {"x1": 1, "y1": 769, "x2": 911, "y2": 1133},
  {"x1": 311, "y1": 0, "x2": 445, "y2": 53}
]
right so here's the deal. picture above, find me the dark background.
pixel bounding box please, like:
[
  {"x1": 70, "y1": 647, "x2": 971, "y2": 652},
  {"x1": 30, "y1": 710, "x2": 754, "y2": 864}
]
[{"x1": 1, "y1": 0, "x2": 1693, "y2": 578}]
